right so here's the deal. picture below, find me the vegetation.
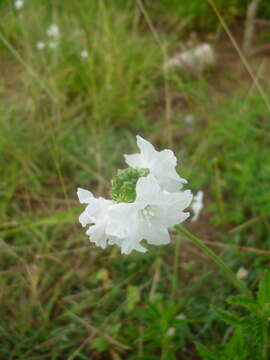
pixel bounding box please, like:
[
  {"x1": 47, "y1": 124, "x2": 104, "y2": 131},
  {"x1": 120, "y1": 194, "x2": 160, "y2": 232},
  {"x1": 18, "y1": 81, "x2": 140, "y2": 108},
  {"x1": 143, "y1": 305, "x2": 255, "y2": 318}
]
[{"x1": 1, "y1": 0, "x2": 270, "y2": 359}]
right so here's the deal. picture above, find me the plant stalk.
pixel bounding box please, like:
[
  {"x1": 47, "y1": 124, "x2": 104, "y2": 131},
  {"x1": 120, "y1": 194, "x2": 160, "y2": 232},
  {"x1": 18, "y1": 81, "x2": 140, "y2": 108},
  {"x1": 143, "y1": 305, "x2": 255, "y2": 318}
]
[{"x1": 175, "y1": 225, "x2": 251, "y2": 296}]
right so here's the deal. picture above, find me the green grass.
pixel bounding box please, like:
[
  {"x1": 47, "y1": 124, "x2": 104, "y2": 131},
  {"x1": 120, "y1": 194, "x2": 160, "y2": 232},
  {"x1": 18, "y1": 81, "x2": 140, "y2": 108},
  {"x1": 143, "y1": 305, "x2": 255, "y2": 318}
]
[{"x1": 1, "y1": 0, "x2": 270, "y2": 359}]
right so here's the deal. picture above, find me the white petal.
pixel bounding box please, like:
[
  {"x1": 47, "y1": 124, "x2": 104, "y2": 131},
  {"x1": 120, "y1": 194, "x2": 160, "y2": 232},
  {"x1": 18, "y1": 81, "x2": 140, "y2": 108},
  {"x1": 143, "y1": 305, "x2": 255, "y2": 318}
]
[
  {"x1": 77, "y1": 188, "x2": 93, "y2": 204},
  {"x1": 135, "y1": 175, "x2": 160, "y2": 204},
  {"x1": 153, "y1": 190, "x2": 192, "y2": 227},
  {"x1": 107, "y1": 202, "x2": 137, "y2": 238},
  {"x1": 191, "y1": 190, "x2": 204, "y2": 222},
  {"x1": 86, "y1": 221, "x2": 107, "y2": 249},
  {"x1": 86, "y1": 197, "x2": 113, "y2": 221},
  {"x1": 79, "y1": 207, "x2": 91, "y2": 227},
  {"x1": 124, "y1": 153, "x2": 141, "y2": 168},
  {"x1": 159, "y1": 149, "x2": 177, "y2": 167},
  {"x1": 136, "y1": 135, "x2": 155, "y2": 156},
  {"x1": 139, "y1": 221, "x2": 170, "y2": 245},
  {"x1": 134, "y1": 242, "x2": 147, "y2": 253}
]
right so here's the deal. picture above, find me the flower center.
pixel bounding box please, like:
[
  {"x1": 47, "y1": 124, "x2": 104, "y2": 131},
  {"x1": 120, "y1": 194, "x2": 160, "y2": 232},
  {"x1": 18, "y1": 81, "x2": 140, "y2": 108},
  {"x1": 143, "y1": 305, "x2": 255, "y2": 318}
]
[{"x1": 140, "y1": 205, "x2": 155, "y2": 223}]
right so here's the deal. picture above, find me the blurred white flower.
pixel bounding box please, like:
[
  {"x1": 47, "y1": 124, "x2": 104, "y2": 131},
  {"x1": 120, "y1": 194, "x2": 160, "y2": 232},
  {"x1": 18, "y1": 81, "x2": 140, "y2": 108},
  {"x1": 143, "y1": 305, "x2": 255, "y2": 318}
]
[
  {"x1": 48, "y1": 41, "x2": 58, "y2": 49},
  {"x1": 80, "y1": 50, "x2": 89, "y2": 59},
  {"x1": 14, "y1": 0, "x2": 24, "y2": 10},
  {"x1": 124, "y1": 135, "x2": 187, "y2": 192},
  {"x1": 46, "y1": 24, "x2": 60, "y2": 38},
  {"x1": 176, "y1": 313, "x2": 187, "y2": 320},
  {"x1": 191, "y1": 190, "x2": 204, "y2": 222},
  {"x1": 184, "y1": 113, "x2": 194, "y2": 124},
  {"x1": 36, "y1": 41, "x2": 46, "y2": 50},
  {"x1": 164, "y1": 43, "x2": 216, "y2": 76},
  {"x1": 236, "y1": 267, "x2": 248, "y2": 280},
  {"x1": 107, "y1": 175, "x2": 192, "y2": 254},
  {"x1": 167, "y1": 327, "x2": 175, "y2": 337}
]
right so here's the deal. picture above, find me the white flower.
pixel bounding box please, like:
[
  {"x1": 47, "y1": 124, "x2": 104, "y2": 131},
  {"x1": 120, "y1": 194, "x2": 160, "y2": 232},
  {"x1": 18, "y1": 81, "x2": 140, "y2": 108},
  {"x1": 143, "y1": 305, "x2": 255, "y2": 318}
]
[
  {"x1": 167, "y1": 328, "x2": 175, "y2": 337},
  {"x1": 124, "y1": 135, "x2": 187, "y2": 192},
  {"x1": 107, "y1": 175, "x2": 192, "y2": 254},
  {"x1": 184, "y1": 113, "x2": 194, "y2": 124},
  {"x1": 236, "y1": 267, "x2": 248, "y2": 280},
  {"x1": 14, "y1": 0, "x2": 24, "y2": 10},
  {"x1": 176, "y1": 313, "x2": 187, "y2": 320},
  {"x1": 36, "y1": 41, "x2": 46, "y2": 50},
  {"x1": 80, "y1": 50, "x2": 89, "y2": 59},
  {"x1": 46, "y1": 24, "x2": 60, "y2": 38},
  {"x1": 191, "y1": 190, "x2": 204, "y2": 222},
  {"x1": 48, "y1": 41, "x2": 58, "y2": 49},
  {"x1": 77, "y1": 188, "x2": 146, "y2": 254}
]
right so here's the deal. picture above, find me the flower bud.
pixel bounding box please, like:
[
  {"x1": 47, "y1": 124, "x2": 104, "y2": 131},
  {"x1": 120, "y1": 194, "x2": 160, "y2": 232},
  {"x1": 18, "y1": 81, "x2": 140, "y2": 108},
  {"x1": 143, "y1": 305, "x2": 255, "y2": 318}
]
[{"x1": 111, "y1": 167, "x2": 149, "y2": 203}]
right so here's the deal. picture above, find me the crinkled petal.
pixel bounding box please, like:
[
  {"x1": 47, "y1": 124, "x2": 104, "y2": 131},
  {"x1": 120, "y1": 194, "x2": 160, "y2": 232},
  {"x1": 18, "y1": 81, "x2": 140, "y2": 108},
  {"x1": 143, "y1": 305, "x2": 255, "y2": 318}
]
[
  {"x1": 79, "y1": 206, "x2": 92, "y2": 227},
  {"x1": 86, "y1": 221, "x2": 107, "y2": 249},
  {"x1": 135, "y1": 175, "x2": 160, "y2": 204},
  {"x1": 86, "y1": 197, "x2": 114, "y2": 222},
  {"x1": 152, "y1": 190, "x2": 192, "y2": 227},
  {"x1": 77, "y1": 188, "x2": 93, "y2": 204},
  {"x1": 107, "y1": 202, "x2": 137, "y2": 238},
  {"x1": 136, "y1": 135, "x2": 155, "y2": 157},
  {"x1": 139, "y1": 219, "x2": 170, "y2": 245},
  {"x1": 133, "y1": 242, "x2": 147, "y2": 253},
  {"x1": 159, "y1": 149, "x2": 177, "y2": 167},
  {"x1": 124, "y1": 153, "x2": 142, "y2": 168}
]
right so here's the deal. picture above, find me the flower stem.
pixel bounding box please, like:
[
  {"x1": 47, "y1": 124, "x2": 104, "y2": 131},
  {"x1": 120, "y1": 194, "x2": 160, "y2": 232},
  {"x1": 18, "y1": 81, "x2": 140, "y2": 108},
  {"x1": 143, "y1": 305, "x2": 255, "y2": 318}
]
[
  {"x1": 174, "y1": 225, "x2": 251, "y2": 296},
  {"x1": 171, "y1": 235, "x2": 181, "y2": 298}
]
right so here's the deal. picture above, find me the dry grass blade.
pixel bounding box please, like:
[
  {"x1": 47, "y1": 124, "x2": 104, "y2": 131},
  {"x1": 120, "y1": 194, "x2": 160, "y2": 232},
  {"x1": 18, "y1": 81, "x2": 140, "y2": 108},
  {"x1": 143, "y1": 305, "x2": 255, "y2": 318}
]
[{"x1": 208, "y1": 0, "x2": 270, "y2": 112}]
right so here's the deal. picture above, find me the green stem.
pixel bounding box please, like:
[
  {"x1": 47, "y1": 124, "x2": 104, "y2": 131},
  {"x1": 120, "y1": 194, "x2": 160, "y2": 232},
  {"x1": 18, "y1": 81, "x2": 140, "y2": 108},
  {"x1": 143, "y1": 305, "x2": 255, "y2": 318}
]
[
  {"x1": 175, "y1": 225, "x2": 251, "y2": 296},
  {"x1": 171, "y1": 235, "x2": 181, "y2": 298}
]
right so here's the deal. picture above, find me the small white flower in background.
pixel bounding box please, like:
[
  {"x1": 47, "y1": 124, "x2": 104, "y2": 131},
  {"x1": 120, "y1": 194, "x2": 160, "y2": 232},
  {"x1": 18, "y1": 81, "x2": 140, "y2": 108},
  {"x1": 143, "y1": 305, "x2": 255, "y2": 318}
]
[
  {"x1": 80, "y1": 50, "x2": 89, "y2": 59},
  {"x1": 184, "y1": 113, "x2": 194, "y2": 124},
  {"x1": 46, "y1": 24, "x2": 60, "y2": 38},
  {"x1": 77, "y1": 135, "x2": 192, "y2": 254},
  {"x1": 176, "y1": 313, "x2": 187, "y2": 320},
  {"x1": 48, "y1": 41, "x2": 58, "y2": 49},
  {"x1": 14, "y1": 0, "x2": 24, "y2": 10},
  {"x1": 36, "y1": 41, "x2": 46, "y2": 50},
  {"x1": 167, "y1": 327, "x2": 175, "y2": 337},
  {"x1": 236, "y1": 267, "x2": 248, "y2": 280},
  {"x1": 191, "y1": 190, "x2": 204, "y2": 222},
  {"x1": 125, "y1": 135, "x2": 187, "y2": 192}
]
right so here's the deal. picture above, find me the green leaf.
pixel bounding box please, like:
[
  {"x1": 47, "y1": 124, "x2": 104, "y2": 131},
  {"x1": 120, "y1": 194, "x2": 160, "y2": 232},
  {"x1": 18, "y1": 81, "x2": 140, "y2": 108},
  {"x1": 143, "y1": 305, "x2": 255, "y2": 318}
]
[
  {"x1": 92, "y1": 337, "x2": 109, "y2": 352},
  {"x1": 257, "y1": 270, "x2": 270, "y2": 306},
  {"x1": 215, "y1": 309, "x2": 241, "y2": 326},
  {"x1": 126, "y1": 285, "x2": 140, "y2": 312},
  {"x1": 227, "y1": 295, "x2": 258, "y2": 312},
  {"x1": 195, "y1": 342, "x2": 218, "y2": 360}
]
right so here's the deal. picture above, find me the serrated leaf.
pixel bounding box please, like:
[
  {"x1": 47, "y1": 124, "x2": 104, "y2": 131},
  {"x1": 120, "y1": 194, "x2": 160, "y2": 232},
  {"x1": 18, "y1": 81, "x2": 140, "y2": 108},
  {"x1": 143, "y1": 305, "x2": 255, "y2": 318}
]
[
  {"x1": 227, "y1": 295, "x2": 258, "y2": 312},
  {"x1": 215, "y1": 309, "x2": 241, "y2": 326},
  {"x1": 195, "y1": 342, "x2": 218, "y2": 360},
  {"x1": 257, "y1": 270, "x2": 270, "y2": 306}
]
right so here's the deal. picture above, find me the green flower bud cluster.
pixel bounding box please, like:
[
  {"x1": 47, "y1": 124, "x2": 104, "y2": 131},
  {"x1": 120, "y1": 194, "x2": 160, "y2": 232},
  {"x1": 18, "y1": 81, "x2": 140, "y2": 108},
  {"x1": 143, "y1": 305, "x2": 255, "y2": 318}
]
[{"x1": 111, "y1": 167, "x2": 149, "y2": 203}]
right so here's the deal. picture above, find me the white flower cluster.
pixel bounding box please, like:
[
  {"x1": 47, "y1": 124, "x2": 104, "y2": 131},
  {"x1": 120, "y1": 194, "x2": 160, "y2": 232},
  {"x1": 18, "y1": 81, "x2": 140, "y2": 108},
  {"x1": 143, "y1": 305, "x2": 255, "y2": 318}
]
[
  {"x1": 14, "y1": 0, "x2": 24, "y2": 10},
  {"x1": 36, "y1": 24, "x2": 60, "y2": 51},
  {"x1": 77, "y1": 136, "x2": 192, "y2": 254}
]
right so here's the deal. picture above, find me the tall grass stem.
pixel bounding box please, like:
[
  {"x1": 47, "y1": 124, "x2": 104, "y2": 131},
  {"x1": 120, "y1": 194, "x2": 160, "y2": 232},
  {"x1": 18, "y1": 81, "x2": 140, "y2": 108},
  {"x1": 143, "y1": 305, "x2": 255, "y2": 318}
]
[{"x1": 175, "y1": 225, "x2": 251, "y2": 296}]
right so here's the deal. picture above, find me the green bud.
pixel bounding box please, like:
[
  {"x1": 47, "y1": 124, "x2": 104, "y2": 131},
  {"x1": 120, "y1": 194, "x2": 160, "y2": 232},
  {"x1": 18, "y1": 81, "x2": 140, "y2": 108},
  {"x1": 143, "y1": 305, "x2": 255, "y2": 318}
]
[{"x1": 111, "y1": 168, "x2": 149, "y2": 203}]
